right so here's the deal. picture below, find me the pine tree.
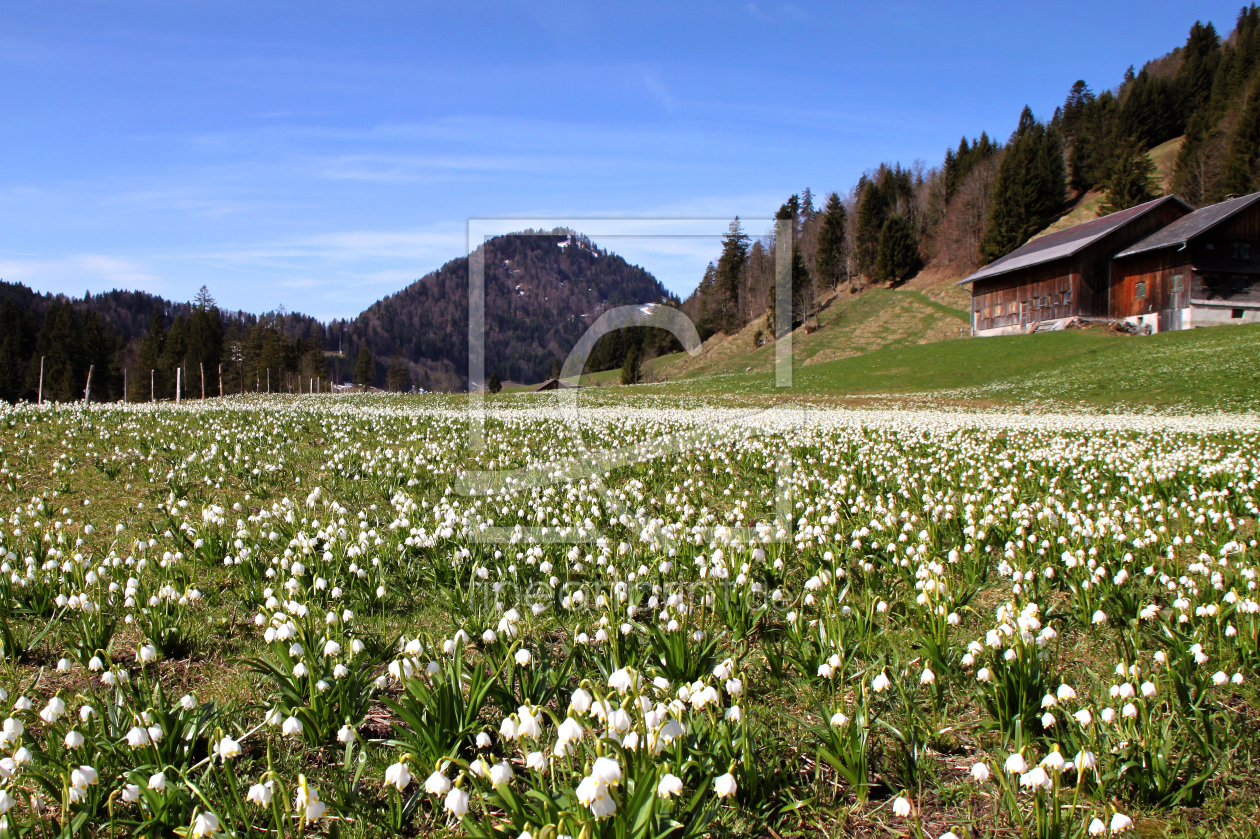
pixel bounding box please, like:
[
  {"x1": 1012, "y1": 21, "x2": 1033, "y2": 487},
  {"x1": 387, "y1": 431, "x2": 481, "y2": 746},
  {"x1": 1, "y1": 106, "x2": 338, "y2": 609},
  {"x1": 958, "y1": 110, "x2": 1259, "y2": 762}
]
[
  {"x1": 550, "y1": 357, "x2": 562, "y2": 379},
  {"x1": 874, "y1": 216, "x2": 922, "y2": 283},
  {"x1": 1222, "y1": 82, "x2": 1260, "y2": 196},
  {"x1": 715, "y1": 217, "x2": 750, "y2": 332},
  {"x1": 982, "y1": 108, "x2": 1066, "y2": 261},
  {"x1": 353, "y1": 345, "x2": 374, "y2": 387},
  {"x1": 620, "y1": 350, "x2": 640, "y2": 385},
  {"x1": 387, "y1": 351, "x2": 412, "y2": 392},
  {"x1": 1176, "y1": 21, "x2": 1222, "y2": 119},
  {"x1": 1100, "y1": 136, "x2": 1159, "y2": 214},
  {"x1": 0, "y1": 302, "x2": 23, "y2": 403},
  {"x1": 487, "y1": 369, "x2": 502, "y2": 394},
  {"x1": 815, "y1": 193, "x2": 848, "y2": 288},
  {"x1": 136, "y1": 305, "x2": 166, "y2": 401}
]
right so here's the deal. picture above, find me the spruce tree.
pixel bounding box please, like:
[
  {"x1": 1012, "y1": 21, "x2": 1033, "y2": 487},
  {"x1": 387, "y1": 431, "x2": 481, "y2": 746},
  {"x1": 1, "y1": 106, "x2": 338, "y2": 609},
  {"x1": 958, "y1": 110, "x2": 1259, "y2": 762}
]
[
  {"x1": 1101, "y1": 136, "x2": 1159, "y2": 214},
  {"x1": 815, "y1": 193, "x2": 848, "y2": 288},
  {"x1": 353, "y1": 345, "x2": 375, "y2": 387},
  {"x1": 1222, "y1": 83, "x2": 1260, "y2": 196},
  {"x1": 487, "y1": 369, "x2": 501, "y2": 394},
  {"x1": 620, "y1": 350, "x2": 640, "y2": 385},
  {"x1": 388, "y1": 351, "x2": 412, "y2": 392},
  {"x1": 715, "y1": 217, "x2": 750, "y2": 333},
  {"x1": 0, "y1": 301, "x2": 23, "y2": 403},
  {"x1": 136, "y1": 305, "x2": 166, "y2": 401},
  {"x1": 874, "y1": 216, "x2": 922, "y2": 283},
  {"x1": 982, "y1": 108, "x2": 1066, "y2": 261}
]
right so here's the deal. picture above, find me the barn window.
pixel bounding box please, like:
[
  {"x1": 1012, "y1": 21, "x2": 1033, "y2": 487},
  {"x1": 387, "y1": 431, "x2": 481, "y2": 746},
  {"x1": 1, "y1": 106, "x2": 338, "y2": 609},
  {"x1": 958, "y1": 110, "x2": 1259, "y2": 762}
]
[
  {"x1": 1063, "y1": 290, "x2": 1072, "y2": 305},
  {"x1": 1135, "y1": 281, "x2": 1147, "y2": 299},
  {"x1": 1232, "y1": 243, "x2": 1251, "y2": 262},
  {"x1": 1232, "y1": 308, "x2": 1245, "y2": 319},
  {"x1": 1171, "y1": 273, "x2": 1184, "y2": 292}
]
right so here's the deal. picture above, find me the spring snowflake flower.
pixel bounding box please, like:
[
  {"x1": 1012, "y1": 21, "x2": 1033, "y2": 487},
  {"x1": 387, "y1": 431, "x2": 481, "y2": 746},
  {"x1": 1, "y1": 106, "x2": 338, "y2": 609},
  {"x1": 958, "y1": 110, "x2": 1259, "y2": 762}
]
[
  {"x1": 970, "y1": 762, "x2": 990, "y2": 782},
  {"x1": 191, "y1": 812, "x2": 219, "y2": 838},
  {"x1": 385, "y1": 761, "x2": 412, "y2": 791},
  {"x1": 1004, "y1": 753, "x2": 1028, "y2": 774},
  {"x1": 526, "y1": 751, "x2": 546, "y2": 771},
  {"x1": 217, "y1": 736, "x2": 241, "y2": 760},
  {"x1": 425, "y1": 771, "x2": 452, "y2": 795},
  {"x1": 247, "y1": 782, "x2": 273, "y2": 806},
  {"x1": 713, "y1": 773, "x2": 738, "y2": 798},
  {"x1": 282, "y1": 716, "x2": 304, "y2": 736},
  {"x1": 657, "y1": 773, "x2": 684, "y2": 798},
  {"x1": 121, "y1": 784, "x2": 140, "y2": 803},
  {"x1": 1089, "y1": 818, "x2": 1106, "y2": 835},
  {"x1": 871, "y1": 671, "x2": 891, "y2": 692},
  {"x1": 1110, "y1": 812, "x2": 1134, "y2": 833},
  {"x1": 64, "y1": 730, "x2": 84, "y2": 748},
  {"x1": 892, "y1": 796, "x2": 912, "y2": 817},
  {"x1": 489, "y1": 761, "x2": 515, "y2": 787},
  {"x1": 39, "y1": 697, "x2": 66, "y2": 723},
  {"x1": 444, "y1": 786, "x2": 470, "y2": 816}
]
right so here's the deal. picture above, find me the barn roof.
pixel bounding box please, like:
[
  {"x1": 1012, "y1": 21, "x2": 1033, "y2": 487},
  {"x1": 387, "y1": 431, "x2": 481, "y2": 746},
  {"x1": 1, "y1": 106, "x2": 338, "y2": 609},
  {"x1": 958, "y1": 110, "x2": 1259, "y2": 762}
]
[
  {"x1": 1114, "y1": 191, "x2": 1260, "y2": 258},
  {"x1": 957, "y1": 195, "x2": 1193, "y2": 286}
]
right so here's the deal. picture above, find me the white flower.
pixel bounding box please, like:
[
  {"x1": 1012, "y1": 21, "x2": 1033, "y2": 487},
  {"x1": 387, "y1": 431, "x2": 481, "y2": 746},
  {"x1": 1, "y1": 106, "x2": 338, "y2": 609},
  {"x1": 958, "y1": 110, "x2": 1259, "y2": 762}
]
[
  {"x1": 71, "y1": 765, "x2": 99, "y2": 788},
  {"x1": 39, "y1": 697, "x2": 66, "y2": 723},
  {"x1": 1020, "y1": 767, "x2": 1050, "y2": 789},
  {"x1": 657, "y1": 773, "x2": 684, "y2": 798},
  {"x1": 970, "y1": 762, "x2": 990, "y2": 782},
  {"x1": 137, "y1": 645, "x2": 157, "y2": 663},
  {"x1": 1092, "y1": 610, "x2": 1107, "y2": 625},
  {"x1": 337, "y1": 725, "x2": 355, "y2": 743},
  {"x1": 64, "y1": 730, "x2": 84, "y2": 748},
  {"x1": 920, "y1": 668, "x2": 935, "y2": 685},
  {"x1": 830, "y1": 712, "x2": 849, "y2": 727},
  {"x1": 489, "y1": 761, "x2": 514, "y2": 787},
  {"x1": 515, "y1": 649, "x2": 533, "y2": 666},
  {"x1": 1110, "y1": 812, "x2": 1134, "y2": 833},
  {"x1": 871, "y1": 671, "x2": 891, "y2": 692},
  {"x1": 126, "y1": 726, "x2": 151, "y2": 748},
  {"x1": 218, "y1": 736, "x2": 241, "y2": 760},
  {"x1": 591, "y1": 756, "x2": 622, "y2": 786},
  {"x1": 425, "y1": 771, "x2": 452, "y2": 795},
  {"x1": 385, "y1": 761, "x2": 412, "y2": 791},
  {"x1": 247, "y1": 782, "x2": 273, "y2": 806},
  {"x1": 323, "y1": 640, "x2": 341, "y2": 657},
  {"x1": 1089, "y1": 818, "x2": 1106, "y2": 835},
  {"x1": 148, "y1": 771, "x2": 167, "y2": 791},
  {"x1": 191, "y1": 812, "x2": 220, "y2": 838},
  {"x1": 444, "y1": 786, "x2": 469, "y2": 816},
  {"x1": 282, "y1": 716, "x2": 304, "y2": 736},
  {"x1": 713, "y1": 772, "x2": 738, "y2": 798},
  {"x1": 1004, "y1": 753, "x2": 1028, "y2": 774},
  {"x1": 570, "y1": 688, "x2": 592, "y2": 714},
  {"x1": 892, "y1": 795, "x2": 912, "y2": 817},
  {"x1": 526, "y1": 751, "x2": 546, "y2": 771},
  {"x1": 476, "y1": 731, "x2": 492, "y2": 748},
  {"x1": 121, "y1": 784, "x2": 140, "y2": 803},
  {"x1": 1212, "y1": 671, "x2": 1228, "y2": 685},
  {"x1": 180, "y1": 694, "x2": 198, "y2": 710}
]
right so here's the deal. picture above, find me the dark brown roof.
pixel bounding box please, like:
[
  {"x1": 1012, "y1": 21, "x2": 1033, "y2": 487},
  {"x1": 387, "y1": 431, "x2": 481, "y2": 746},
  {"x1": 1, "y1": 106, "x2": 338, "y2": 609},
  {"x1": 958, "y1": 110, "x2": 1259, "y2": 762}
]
[
  {"x1": 958, "y1": 195, "x2": 1194, "y2": 285},
  {"x1": 1114, "y1": 192, "x2": 1260, "y2": 258}
]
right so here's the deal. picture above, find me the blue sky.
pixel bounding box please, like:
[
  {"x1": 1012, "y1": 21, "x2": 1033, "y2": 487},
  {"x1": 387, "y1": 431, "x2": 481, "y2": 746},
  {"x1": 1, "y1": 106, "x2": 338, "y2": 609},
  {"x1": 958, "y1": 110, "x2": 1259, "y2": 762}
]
[{"x1": 0, "y1": 1, "x2": 1244, "y2": 319}]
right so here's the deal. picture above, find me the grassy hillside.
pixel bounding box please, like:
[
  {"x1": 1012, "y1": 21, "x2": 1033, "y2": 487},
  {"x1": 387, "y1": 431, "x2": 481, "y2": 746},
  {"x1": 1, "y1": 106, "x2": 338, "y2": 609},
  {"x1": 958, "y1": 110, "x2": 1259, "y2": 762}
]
[
  {"x1": 627, "y1": 322, "x2": 1260, "y2": 411},
  {"x1": 634, "y1": 286, "x2": 970, "y2": 381}
]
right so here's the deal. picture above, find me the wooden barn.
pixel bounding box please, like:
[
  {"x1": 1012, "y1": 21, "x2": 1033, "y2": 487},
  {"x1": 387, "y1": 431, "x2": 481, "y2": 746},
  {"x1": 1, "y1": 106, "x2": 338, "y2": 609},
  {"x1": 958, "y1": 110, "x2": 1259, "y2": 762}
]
[
  {"x1": 1110, "y1": 191, "x2": 1260, "y2": 332},
  {"x1": 959, "y1": 195, "x2": 1192, "y2": 336}
]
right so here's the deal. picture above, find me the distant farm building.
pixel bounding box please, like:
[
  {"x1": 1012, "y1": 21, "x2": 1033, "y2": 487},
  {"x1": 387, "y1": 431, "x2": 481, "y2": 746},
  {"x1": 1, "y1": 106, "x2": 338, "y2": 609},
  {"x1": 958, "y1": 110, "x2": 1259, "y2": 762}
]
[
  {"x1": 1111, "y1": 192, "x2": 1260, "y2": 330},
  {"x1": 959, "y1": 195, "x2": 1192, "y2": 336}
]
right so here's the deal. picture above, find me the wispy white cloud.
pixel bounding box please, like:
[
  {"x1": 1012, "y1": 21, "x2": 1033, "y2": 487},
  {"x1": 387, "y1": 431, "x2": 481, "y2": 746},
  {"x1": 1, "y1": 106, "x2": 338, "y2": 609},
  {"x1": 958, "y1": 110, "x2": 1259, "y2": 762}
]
[{"x1": 0, "y1": 255, "x2": 162, "y2": 297}]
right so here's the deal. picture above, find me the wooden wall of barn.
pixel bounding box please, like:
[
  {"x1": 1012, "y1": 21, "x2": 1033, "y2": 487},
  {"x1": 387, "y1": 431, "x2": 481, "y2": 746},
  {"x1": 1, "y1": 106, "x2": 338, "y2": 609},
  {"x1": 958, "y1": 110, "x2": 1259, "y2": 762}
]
[
  {"x1": 970, "y1": 261, "x2": 1078, "y2": 331},
  {"x1": 1110, "y1": 250, "x2": 1193, "y2": 317},
  {"x1": 1080, "y1": 199, "x2": 1193, "y2": 316}
]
